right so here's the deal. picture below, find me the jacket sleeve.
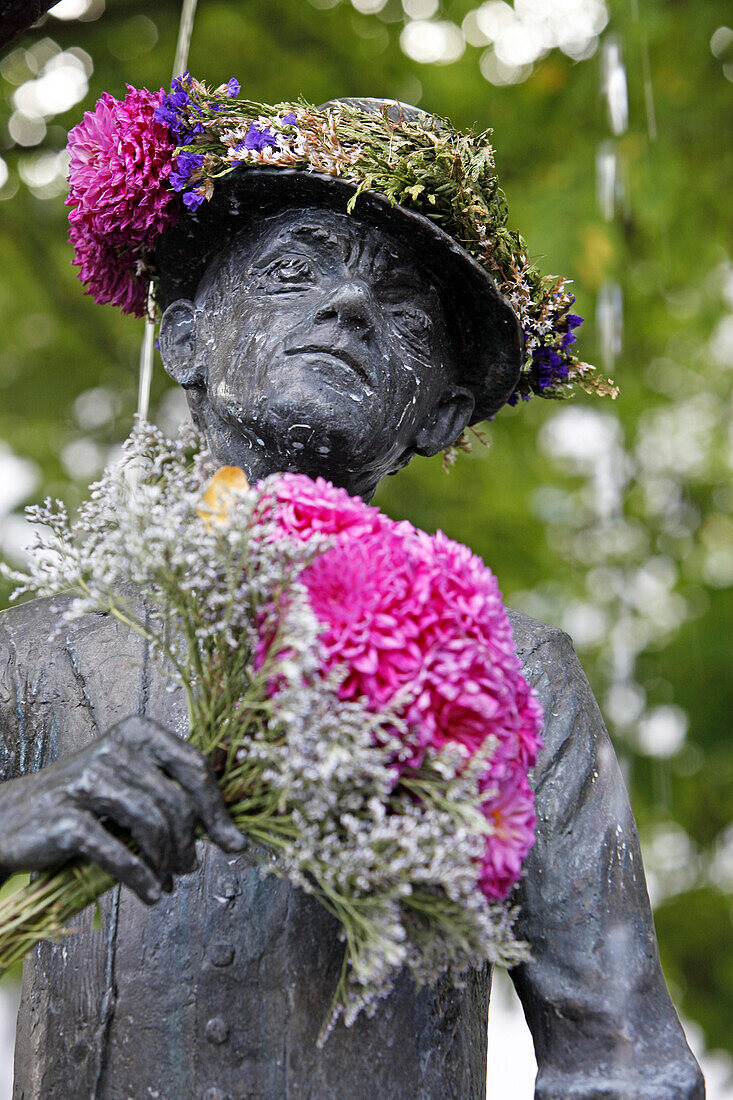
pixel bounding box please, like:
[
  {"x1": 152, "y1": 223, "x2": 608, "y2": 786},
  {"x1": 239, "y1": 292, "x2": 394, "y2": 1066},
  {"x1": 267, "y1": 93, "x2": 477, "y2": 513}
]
[
  {"x1": 0, "y1": 621, "x2": 22, "y2": 783},
  {"x1": 508, "y1": 617, "x2": 704, "y2": 1100}
]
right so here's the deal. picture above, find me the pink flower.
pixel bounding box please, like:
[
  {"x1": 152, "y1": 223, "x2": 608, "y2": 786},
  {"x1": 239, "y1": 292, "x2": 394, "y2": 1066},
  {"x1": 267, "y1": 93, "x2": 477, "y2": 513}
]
[
  {"x1": 261, "y1": 473, "x2": 544, "y2": 900},
  {"x1": 68, "y1": 221, "x2": 147, "y2": 316},
  {"x1": 256, "y1": 474, "x2": 384, "y2": 542},
  {"x1": 479, "y1": 767, "x2": 537, "y2": 901},
  {"x1": 66, "y1": 86, "x2": 179, "y2": 315}
]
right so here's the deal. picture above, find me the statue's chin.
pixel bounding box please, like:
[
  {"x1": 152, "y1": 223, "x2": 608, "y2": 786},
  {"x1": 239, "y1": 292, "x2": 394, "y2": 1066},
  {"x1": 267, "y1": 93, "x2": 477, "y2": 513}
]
[
  {"x1": 200, "y1": 404, "x2": 389, "y2": 497},
  {"x1": 252, "y1": 400, "x2": 385, "y2": 476},
  {"x1": 274, "y1": 432, "x2": 379, "y2": 492}
]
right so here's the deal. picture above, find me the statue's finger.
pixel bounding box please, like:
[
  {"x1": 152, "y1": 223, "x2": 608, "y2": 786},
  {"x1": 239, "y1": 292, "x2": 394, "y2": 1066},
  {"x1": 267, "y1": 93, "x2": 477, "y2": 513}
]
[
  {"x1": 69, "y1": 769, "x2": 176, "y2": 893},
  {"x1": 162, "y1": 753, "x2": 245, "y2": 854},
  {"x1": 110, "y1": 715, "x2": 245, "y2": 852},
  {"x1": 140, "y1": 721, "x2": 246, "y2": 852},
  {"x1": 115, "y1": 761, "x2": 198, "y2": 875},
  {"x1": 65, "y1": 810, "x2": 163, "y2": 905}
]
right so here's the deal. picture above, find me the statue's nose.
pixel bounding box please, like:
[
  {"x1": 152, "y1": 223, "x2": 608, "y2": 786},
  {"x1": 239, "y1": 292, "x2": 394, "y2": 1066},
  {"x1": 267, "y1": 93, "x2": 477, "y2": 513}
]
[{"x1": 313, "y1": 283, "x2": 376, "y2": 340}]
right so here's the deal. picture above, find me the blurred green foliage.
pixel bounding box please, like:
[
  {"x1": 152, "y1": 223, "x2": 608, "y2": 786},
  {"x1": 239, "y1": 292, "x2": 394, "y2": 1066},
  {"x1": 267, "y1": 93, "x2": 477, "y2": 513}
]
[{"x1": 0, "y1": 0, "x2": 731, "y2": 1063}]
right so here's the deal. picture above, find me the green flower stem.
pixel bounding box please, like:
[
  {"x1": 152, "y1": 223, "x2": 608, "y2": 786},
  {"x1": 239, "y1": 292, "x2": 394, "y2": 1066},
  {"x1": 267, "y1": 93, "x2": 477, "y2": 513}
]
[{"x1": 0, "y1": 863, "x2": 114, "y2": 977}]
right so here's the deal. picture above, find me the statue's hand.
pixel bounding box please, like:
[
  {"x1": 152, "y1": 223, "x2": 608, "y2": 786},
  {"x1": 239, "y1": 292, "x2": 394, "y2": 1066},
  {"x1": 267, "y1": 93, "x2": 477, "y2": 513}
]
[{"x1": 0, "y1": 715, "x2": 245, "y2": 904}]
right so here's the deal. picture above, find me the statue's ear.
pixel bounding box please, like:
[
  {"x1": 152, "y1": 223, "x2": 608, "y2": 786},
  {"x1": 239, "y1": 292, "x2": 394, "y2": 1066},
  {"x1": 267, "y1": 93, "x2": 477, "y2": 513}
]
[
  {"x1": 158, "y1": 300, "x2": 206, "y2": 388},
  {"x1": 414, "y1": 385, "x2": 475, "y2": 457}
]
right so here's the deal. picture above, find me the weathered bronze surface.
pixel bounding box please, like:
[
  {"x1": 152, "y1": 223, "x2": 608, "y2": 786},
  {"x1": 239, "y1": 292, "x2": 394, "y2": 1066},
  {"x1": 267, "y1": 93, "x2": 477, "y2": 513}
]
[{"x1": 0, "y1": 99, "x2": 704, "y2": 1098}]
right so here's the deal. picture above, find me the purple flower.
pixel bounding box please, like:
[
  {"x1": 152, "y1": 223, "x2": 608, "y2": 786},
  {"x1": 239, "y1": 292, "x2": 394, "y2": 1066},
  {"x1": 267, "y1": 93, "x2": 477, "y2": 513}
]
[
  {"x1": 154, "y1": 100, "x2": 185, "y2": 134},
  {"x1": 531, "y1": 343, "x2": 566, "y2": 390},
  {"x1": 180, "y1": 121, "x2": 205, "y2": 144},
  {"x1": 560, "y1": 331, "x2": 577, "y2": 348},
  {"x1": 171, "y1": 72, "x2": 191, "y2": 95},
  {"x1": 168, "y1": 90, "x2": 190, "y2": 110},
  {"x1": 533, "y1": 346, "x2": 561, "y2": 368},
  {"x1": 178, "y1": 150, "x2": 204, "y2": 171},
  {"x1": 566, "y1": 313, "x2": 583, "y2": 330},
  {"x1": 244, "y1": 121, "x2": 279, "y2": 151},
  {"x1": 155, "y1": 74, "x2": 197, "y2": 137},
  {"x1": 170, "y1": 150, "x2": 205, "y2": 191},
  {"x1": 226, "y1": 78, "x2": 241, "y2": 97},
  {"x1": 183, "y1": 190, "x2": 205, "y2": 211},
  {"x1": 282, "y1": 110, "x2": 297, "y2": 126}
]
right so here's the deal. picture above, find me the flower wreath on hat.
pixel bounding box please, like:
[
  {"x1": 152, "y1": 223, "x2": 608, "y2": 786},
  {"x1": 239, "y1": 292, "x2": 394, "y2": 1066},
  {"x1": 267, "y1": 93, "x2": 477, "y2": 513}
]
[{"x1": 66, "y1": 72, "x2": 618, "y2": 408}]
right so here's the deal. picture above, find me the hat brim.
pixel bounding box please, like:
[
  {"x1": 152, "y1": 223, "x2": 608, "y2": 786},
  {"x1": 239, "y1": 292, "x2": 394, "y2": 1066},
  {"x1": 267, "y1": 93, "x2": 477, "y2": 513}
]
[{"x1": 154, "y1": 166, "x2": 523, "y2": 423}]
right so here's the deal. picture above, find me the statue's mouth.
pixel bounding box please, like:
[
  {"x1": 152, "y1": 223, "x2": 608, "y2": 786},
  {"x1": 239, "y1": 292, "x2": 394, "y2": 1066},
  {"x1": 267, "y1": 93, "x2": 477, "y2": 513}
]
[{"x1": 284, "y1": 344, "x2": 370, "y2": 384}]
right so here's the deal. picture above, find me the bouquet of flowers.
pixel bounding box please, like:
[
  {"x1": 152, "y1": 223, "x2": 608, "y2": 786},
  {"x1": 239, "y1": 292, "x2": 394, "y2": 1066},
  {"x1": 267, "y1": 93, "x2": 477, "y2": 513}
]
[{"x1": 0, "y1": 422, "x2": 543, "y2": 1038}]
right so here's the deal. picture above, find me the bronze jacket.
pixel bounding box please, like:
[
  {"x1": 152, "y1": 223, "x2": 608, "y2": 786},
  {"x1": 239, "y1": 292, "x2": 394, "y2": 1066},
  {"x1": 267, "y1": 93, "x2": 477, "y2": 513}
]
[{"x1": 0, "y1": 597, "x2": 703, "y2": 1100}]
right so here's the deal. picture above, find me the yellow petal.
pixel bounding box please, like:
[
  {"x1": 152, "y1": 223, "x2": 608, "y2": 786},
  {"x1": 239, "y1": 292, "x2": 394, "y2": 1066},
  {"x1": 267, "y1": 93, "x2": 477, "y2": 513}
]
[{"x1": 198, "y1": 466, "x2": 250, "y2": 530}]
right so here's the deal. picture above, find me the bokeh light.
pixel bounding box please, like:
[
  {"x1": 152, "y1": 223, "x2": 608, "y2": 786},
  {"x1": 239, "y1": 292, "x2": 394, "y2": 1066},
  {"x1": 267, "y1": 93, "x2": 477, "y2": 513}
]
[
  {"x1": 17, "y1": 150, "x2": 69, "y2": 198},
  {"x1": 6, "y1": 42, "x2": 92, "y2": 150},
  {"x1": 460, "y1": 0, "x2": 608, "y2": 83},
  {"x1": 12, "y1": 49, "x2": 89, "y2": 118},
  {"x1": 106, "y1": 15, "x2": 158, "y2": 61},
  {"x1": 400, "y1": 20, "x2": 465, "y2": 64},
  {"x1": 401, "y1": 0, "x2": 438, "y2": 19},
  {"x1": 350, "y1": 0, "x2": 388, "y2": 13},
  {"x1": 49, "y1": 0, "x2": 105, "y2": 21},
  {"x1": 601, "y1": 37, "x2": 628, "y2": 134}
]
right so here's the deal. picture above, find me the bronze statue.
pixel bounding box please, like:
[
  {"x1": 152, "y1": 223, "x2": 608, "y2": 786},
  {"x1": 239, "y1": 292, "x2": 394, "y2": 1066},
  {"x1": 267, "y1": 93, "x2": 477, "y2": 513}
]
[{"x1": 0, "y1": 99, "x2": 704, "y2": 1099}]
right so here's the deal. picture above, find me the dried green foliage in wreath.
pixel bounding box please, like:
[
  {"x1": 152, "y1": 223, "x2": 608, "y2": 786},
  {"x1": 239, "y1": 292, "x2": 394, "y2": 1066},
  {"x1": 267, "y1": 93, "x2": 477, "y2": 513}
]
[{"x1": 67, "y1": 74, "x2": 618, "y2": 408}]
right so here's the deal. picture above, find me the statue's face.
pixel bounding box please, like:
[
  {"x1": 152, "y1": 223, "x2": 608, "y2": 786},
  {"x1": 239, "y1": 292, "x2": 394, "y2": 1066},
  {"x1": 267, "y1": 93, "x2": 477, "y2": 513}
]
[{"x1": 160, "y1": 208, "x2": 474, "y2": 497}]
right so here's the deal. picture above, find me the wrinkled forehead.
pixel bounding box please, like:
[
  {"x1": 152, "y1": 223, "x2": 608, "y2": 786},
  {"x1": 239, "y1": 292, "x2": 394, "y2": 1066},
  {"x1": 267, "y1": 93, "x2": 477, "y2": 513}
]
[
  {"x1": 199, "y1": 206, "x2": 434, "y2": 294},
  {"x1": 254, "y1": 208, "x2": 406, "y2": 276}
]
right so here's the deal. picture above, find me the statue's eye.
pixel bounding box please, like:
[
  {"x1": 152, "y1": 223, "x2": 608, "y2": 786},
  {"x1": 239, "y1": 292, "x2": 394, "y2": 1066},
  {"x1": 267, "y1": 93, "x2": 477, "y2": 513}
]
[
  {"x1": 264, "y1": 255, "x2": 315, "y2": 288},
  {"x1": 379, "y1": 279, "x2": 434, "y2": 336},
  {"x1": 390, "y1": 305, "x2": 433, "y2": 336}
]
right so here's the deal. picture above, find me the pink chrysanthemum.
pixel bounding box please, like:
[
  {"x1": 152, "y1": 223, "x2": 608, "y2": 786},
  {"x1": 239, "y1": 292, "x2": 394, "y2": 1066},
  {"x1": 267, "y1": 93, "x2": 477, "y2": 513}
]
[
  {"x1": 67, "y1": 221, "x2": 148, "y2": 316},
  {"x1": 261, "y1": 474, "x2": 544, "y2": 901},
  {"x1": 256, "y1": 474, "x2": 385, "y2": 542},
  {"x1": 479, "y1": 766, "x2": 538, "y2": 901},
  {"x1": 66, "y1": 86, "x2": 179, "y2": 316}
]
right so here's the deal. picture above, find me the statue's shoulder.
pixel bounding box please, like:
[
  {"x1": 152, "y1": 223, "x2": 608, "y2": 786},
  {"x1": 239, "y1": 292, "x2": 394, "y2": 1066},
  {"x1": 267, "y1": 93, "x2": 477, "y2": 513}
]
[
  {"x1": 0, "y1": 597, "x2": 116, "y2": 771},
  {"x1": 507, "y1": 607, "x2": 611, "y2": 784},
  {"x1": 506, "y1": 606, "x2": 600, "y2": 728},
  {"x1": 506, "y1": 607, "x2": 574, "y2": 666}
]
